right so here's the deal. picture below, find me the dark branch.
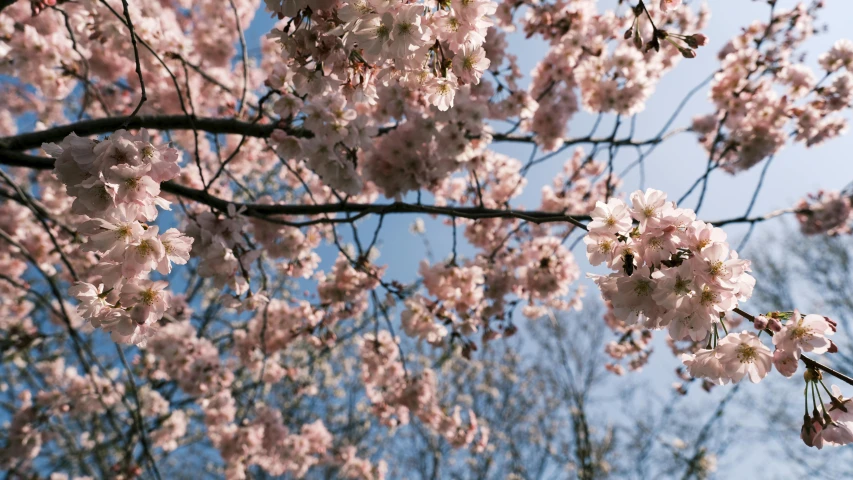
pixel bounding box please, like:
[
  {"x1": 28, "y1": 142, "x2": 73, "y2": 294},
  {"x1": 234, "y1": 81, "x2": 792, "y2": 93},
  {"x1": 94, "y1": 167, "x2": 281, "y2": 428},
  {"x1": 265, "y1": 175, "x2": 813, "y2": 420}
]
[
  {"x1": 0, "y1": 115, "x2": 666, "y2": 154},
  {"x1": 0, "y1": 116, "x2": 297, "y2": 151},
  {"x1": 0, "y1": 151, "x2": 800, "y2": 231}
]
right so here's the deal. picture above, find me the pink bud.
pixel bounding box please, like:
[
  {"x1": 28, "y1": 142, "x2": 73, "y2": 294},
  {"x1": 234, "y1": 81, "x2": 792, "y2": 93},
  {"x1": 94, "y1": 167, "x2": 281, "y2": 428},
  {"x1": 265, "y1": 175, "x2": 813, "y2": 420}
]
[
  {"x1": 691, "y1": 34, "x2": 708, "y2": 47},
  {"x1": 768, "y1": 318, "x2": 783, "y2": 332},
  {"x1": 801, "y1": 414, "x2": 821, "y2": 448},
  {"x1": 754, "y1": 315, "x2": 769, "y2": 330}
]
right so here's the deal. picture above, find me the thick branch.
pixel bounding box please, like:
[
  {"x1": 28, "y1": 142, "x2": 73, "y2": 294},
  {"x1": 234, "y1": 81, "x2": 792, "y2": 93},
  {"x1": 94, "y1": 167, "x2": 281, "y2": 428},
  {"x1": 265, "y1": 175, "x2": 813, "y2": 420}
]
[
  {"x1": 0, "y1": 150, "x2": 588, "y2": 227},
  {"x1": 0, "y1": 151, "x2": 799, "y2": 230},
  {"x1": 0, "y1": 115, "x2": 667, "y2": 153},
  {"x1": 0, "y1": 116, "x2": 296, "y2": 151},
  {"x1": 167, "y1": 181, "x2": 593, "y2": 228}
]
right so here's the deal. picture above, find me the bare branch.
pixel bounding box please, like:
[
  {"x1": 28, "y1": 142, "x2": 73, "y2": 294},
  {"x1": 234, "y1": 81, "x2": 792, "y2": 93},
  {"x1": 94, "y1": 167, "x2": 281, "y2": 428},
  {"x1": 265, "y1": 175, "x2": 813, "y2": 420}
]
[
  {"x1": 0, "y1": 115, "x2": 290, "y2": 151},
  {"x1": 0, "y1": 151, "x2": 802, "y2": 231},
  {"x1": 116, "y1": 0, "x2": 147, "y2": 119}
]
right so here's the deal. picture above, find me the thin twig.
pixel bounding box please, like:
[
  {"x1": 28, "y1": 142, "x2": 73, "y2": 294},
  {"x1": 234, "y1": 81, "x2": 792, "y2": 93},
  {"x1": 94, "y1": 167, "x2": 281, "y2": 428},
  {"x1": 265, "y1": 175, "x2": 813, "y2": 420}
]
[
  {"x1": 118, "y1": 0, "x2": 147, "y2": 119},
  {"x1": 116, "y1": 346, "x2": 163, "y2": 480}
]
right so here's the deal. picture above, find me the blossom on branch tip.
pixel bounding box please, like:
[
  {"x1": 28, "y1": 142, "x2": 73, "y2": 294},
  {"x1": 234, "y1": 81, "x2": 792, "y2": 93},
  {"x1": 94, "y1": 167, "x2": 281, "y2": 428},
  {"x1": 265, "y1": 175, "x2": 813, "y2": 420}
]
[{"x1": 773, "y1": 310, "x2": 836, "y2": 360}]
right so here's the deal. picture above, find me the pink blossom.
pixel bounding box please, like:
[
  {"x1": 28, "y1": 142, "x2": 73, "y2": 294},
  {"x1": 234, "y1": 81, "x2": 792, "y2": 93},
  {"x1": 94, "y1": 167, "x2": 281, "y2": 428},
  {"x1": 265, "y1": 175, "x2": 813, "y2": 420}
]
[
  {"x1": 120, "y1": 226, "x2": 165, "y2": 278},
  {"x1": 660, "y1": 0, "x2": 682, "y2": 13},
  {"x1": 68, "y1": 282, "x2": 111, "y2": 319},
  {"x1": 716, "y1": 331, "x2": 773, "y2": 383},
  {"x1": 157, "y1": 228, "x2": 194, "y2": 274},
  {"x1": 773, "y1": 310, "x2": 836, "y2": 359},
  {"x1": 453, "y1": 45, "x2": 490, "y2": 85},
  {"x1": 682, "y1": 349, "x2": 729, "y2": 385},
  {"x1": 630, "y1": 188, "x2": 673, "y2": 229},
  {"x1": 120, "y1": 280, "x2": 170, "y2": 326},
  {"x1": 588, "y1": 198, "x2": 633, "y2": 235}
]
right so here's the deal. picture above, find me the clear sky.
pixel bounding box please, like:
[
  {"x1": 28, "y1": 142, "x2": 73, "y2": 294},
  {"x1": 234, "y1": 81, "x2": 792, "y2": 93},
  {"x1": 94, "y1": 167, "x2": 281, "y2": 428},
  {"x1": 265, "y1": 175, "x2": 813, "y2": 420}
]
[{"x1": 241, "y1": 1, "x2": 853, "y2": 476}]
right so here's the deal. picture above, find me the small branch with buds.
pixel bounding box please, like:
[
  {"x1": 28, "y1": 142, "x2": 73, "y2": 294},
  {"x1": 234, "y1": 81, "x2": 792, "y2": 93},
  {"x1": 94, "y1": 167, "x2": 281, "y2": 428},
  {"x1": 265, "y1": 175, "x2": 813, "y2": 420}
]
[
  {"x1": 732, "y1": 307, "x2": 853, "y2": 387},
  {"x1": 629, "y1": 1, "x2": 708, "y2": 58}
]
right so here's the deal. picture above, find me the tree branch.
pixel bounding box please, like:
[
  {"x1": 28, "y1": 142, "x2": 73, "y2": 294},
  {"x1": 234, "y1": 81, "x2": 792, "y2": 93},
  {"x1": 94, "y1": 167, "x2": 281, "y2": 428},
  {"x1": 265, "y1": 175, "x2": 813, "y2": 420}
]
[
  {"x1": 0, "y1": 115, "x2": 667, "y2": 153},
  {"x1": 0, "y1": 115, "x2": 297, "y2": 151},
  {"x1": 0, "y1": 150, "x2": 801, "y2": 230}
]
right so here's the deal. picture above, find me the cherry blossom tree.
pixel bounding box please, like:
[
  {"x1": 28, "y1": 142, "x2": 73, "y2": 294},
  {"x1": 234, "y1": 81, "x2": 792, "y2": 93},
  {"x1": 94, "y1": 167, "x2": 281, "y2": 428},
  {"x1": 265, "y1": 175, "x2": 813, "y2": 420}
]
[{"x1": 1, "y1": 0, "x2": 853, "y2": 477}]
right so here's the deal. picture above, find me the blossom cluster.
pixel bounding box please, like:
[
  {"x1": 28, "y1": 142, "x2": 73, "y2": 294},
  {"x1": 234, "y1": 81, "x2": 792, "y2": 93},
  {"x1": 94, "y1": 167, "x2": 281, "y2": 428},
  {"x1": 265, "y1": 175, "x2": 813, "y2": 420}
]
[
  {"x1": 585, "y1": 189, "x2": 767, "y2": 382},
  {"x1": 802, "y1": 383, "x2": 853, "y2": 449},
  {"x1": 234, "y1": 298, "x2": 326, "y2": 383},
  {"x1": 587, "y1": 188, "x2": 754, "y2": 335},
  {"x1": 521, "y1": 0, "x2": 708, "y2": 151},
  {"x1": 359, "y1": 330, "x2": 488, "y2": 450},
  {"x1": 184, "y1": 204, "x2": 266, "y2": 309},
  {"x1": 795, "y1": 190, "x2": 853, "y2": 236},
  {"x1": 43, "y1": 130, "x2": 193, "y2": 345},
  {"x1": 263, "y1": 0, "x2": 505, "y2": 198},
  {"x1": 144, "y1": 319, "x2": 387, "y2": 478},
  {"x1": 585, "y1": 189, "x2": 853, "y2": 449},
  {"x1": 267, "y1": 0, "x2": 496, "y2": 111},
  {"x1": 0, "y1": 0, "x2": 264, "y2": 129},
  {"x1": 692, "y1": 4, "x2": 853, "y2": 173}
]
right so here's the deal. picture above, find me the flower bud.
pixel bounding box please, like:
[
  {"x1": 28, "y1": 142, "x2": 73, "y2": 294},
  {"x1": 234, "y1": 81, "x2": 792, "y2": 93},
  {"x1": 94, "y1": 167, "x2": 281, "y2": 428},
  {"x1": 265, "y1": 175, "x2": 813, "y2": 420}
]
[
  {"x1": 680, "y1": 47, "x2": 697, "y2": 59},
  {"x1": 633, "y1": 30, "x2": 644, "y2": 50},
  {"x1": 753, "y1": 315, "x2": 769, "y2": 330},
  {"x1": 767, "y1": 318, "x2": 783, "y2": 332},
  {"x1": 801, "y1": 414, "x2": 818, "y2": 447},
  {"x1": 483, "y1": 329, "x2": 501, "y2": 342},
  {"x1": 685, "y1": 33, "x2": 708, "y2": 48},
  {"x1": 813, "y1": 407, "x2": 826, "y2": 426}
]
